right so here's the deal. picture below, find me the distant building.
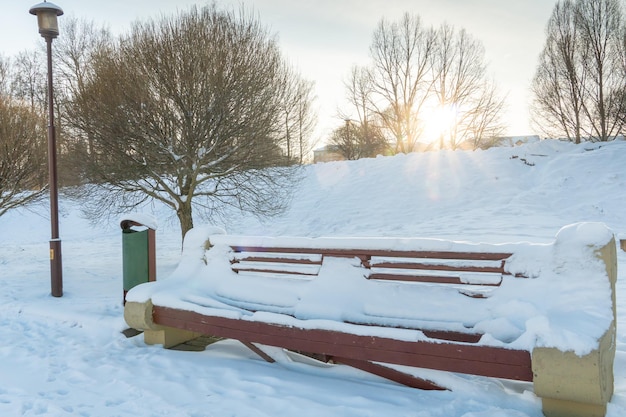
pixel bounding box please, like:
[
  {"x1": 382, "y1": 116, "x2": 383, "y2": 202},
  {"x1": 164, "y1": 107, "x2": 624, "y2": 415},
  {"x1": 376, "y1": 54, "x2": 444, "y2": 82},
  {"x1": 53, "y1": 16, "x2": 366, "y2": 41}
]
[
  {"x1": 313, "y1": 145, "x2": 345, "y2": 163},
  {"x1": 491, "y1": 135, "x2": 541, "y2": 147}
]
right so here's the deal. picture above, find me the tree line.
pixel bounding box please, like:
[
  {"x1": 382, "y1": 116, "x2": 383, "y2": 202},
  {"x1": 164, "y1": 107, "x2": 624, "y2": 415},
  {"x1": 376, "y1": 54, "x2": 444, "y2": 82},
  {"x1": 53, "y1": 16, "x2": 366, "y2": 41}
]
[{"x1": 1, "y1": 1, "x2": 624, "y2": 235}]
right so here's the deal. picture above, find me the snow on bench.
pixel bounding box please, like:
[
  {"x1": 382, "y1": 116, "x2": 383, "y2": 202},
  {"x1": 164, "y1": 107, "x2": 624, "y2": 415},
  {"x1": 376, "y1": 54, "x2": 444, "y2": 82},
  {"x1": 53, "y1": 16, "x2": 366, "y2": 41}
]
[{"x1": 124, "y1": 222, "x2": 617, "y2": 417}]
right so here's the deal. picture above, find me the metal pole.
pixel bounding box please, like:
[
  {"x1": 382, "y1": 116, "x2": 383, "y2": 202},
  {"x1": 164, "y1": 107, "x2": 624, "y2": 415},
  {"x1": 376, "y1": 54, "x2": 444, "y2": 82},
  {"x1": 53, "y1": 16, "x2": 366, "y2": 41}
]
[{"x1": 46, "y1": 36, "x2": 63, "y2": 297}]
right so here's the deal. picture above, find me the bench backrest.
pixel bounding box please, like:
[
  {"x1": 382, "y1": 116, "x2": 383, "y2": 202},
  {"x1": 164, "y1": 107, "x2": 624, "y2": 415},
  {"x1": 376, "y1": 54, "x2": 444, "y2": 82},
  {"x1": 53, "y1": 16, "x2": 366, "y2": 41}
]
[{"x1": 229, "y1": 245, "x2": 524, "y2": 299}]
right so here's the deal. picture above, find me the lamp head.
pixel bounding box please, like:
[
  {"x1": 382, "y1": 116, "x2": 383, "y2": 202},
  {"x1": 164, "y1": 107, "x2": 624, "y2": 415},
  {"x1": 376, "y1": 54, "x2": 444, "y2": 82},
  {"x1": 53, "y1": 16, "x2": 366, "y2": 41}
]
[{"x1": 29, "y1": 1, "x2": 64, "y2": 39}]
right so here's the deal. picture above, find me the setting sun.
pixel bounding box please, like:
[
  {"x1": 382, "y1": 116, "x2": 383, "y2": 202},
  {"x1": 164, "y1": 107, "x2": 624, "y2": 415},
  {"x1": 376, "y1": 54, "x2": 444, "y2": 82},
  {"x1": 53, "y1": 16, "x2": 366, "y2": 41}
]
[{"x1": 420, "y1": 103, "x2": 460, "y2": 145}]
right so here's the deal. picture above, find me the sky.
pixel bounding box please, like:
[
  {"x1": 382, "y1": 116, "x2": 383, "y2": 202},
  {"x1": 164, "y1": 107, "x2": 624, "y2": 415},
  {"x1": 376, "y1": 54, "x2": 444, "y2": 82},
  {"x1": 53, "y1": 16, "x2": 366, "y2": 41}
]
[
  {"x1": 1, "y1": 138, "x2": 626, "y2": 416},
  {"x1": 3, "y1": 0, "x2": 558, "y2": 142}
]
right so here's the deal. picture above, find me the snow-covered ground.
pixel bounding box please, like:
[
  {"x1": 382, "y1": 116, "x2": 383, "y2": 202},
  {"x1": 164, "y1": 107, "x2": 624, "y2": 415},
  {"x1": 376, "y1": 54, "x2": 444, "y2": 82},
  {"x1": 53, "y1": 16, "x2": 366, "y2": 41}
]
[{"x1": 1, "y1": 139, "x2": 625, "y2": 416}]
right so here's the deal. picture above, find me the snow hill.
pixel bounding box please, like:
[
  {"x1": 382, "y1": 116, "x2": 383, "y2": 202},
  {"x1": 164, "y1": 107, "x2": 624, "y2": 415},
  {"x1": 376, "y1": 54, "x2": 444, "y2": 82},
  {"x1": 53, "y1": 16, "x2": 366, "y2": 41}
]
[{"x1": 228, "y1": 139, "x2": 626, "y2": 243}]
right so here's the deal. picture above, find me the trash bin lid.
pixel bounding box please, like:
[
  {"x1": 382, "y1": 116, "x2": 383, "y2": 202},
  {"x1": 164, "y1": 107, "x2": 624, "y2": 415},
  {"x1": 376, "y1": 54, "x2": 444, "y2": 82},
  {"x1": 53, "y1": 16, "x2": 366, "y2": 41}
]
[{"x1": 119, "y1": 213, "x2": 158, "y2": 231}]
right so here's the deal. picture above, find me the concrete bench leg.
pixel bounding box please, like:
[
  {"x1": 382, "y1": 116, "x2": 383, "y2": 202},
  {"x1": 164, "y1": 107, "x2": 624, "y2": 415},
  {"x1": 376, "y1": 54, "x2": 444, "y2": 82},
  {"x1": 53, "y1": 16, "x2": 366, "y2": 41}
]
[
  {"x1": 143, "y1": 328, "x2": 202, "y2": 349},
  {"x1": 124, "y1": 300, "x2": 201, "y2": 348},
  {"x1": 532, "y1": 238, "x2": 617, "y2": 417},
  {"x1": 532, "y1": 324, "x2": 615, "y2": 417}
]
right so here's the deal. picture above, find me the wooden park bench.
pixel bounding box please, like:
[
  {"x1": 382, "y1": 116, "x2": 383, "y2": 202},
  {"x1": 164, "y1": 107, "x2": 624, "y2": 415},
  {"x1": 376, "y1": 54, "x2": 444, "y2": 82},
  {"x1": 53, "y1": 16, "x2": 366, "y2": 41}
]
[{"x1": 124, "y1": 222, "x2": 618, "y2": 417}]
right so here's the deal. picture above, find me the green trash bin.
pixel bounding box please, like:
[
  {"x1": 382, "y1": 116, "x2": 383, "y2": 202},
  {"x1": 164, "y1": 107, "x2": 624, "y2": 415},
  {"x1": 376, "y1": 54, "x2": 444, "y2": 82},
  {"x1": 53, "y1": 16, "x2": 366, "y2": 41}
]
[{"x1": 120, "y1": 218, "x2": 156, "y2": 304}]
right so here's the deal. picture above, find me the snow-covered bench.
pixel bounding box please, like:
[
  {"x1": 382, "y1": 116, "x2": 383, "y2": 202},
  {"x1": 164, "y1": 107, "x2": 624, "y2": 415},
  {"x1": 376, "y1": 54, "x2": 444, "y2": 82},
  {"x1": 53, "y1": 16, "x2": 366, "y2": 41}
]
[{"x1": 124, "y1": 222, "x2": 617, "y2": 417}]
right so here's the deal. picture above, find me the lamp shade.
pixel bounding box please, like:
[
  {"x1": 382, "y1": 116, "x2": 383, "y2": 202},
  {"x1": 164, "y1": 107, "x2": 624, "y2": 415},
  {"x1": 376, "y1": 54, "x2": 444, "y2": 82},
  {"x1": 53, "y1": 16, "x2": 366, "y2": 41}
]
[{"x1": 29, "y1": 1, "x2": 64, "y2": 38}]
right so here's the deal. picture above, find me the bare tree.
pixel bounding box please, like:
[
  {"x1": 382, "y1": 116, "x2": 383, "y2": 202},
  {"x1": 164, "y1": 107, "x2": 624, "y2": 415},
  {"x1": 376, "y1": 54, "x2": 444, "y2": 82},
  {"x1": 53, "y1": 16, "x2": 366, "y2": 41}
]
[
  {"x1": 367, "y1": 13, "x2": 436, "y2": 153},
  {"x1": 345, "y1": 66, "x2": 372, "y2": 127},
  {"x1": 67, "y1": 5, "x2": 308, "y2": 238},
  {"x1": 430, "y1": 24, "x2": 504, "y2": 149},
  {"x1": 9, "y1": 50, "x2": 46, "y2": 112},
  {"x1": 532, "y1": 0, "x2": 625, "y2": 142},
  {"x1": 53, "y1": 16, "x2": 112, "y2": 99},
  {"x1": 576, "y1": 0, "x2": 625, "y2": 140},
  {"x1": 0, "y1": 56, "x2": 10, "y2": 97},
  {"x1": 328, "y1": 118, "x2": 388, "y2": 160},
  {"x1": 51, "y1": 17, "x2": 113, "y2": 186},
  {"x1": 342, "y1": 65, "x2": 391, "y2": 154},
  {"x1": 328, "y1": 120, "x2": 359, "y2": 161},
  {"x1": 293, "y1": 80, "x2": 318, "y2": 163},
  {"x1": 0, "y1": 98, "x2": 47, "y2": 217},
  {"x1": 532, "y1": 0, "x2": 586, "y2": 142},
  {"x1": 279, "y1": 72, "x2": 317, "y2": 163},
  {"x1": 614, "y1": 16, "x2": 626, "y2": 126},
  {"x1": 465, "y1": 80, "x2": 507, "y2": 149}
]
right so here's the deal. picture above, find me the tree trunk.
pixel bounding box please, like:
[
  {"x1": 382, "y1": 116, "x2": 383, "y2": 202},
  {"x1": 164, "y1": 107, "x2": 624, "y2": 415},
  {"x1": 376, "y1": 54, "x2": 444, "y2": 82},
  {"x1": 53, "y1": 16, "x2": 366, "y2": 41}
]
[{"x1": 176, "y1": 201, "x2": 194, "y2": 241}]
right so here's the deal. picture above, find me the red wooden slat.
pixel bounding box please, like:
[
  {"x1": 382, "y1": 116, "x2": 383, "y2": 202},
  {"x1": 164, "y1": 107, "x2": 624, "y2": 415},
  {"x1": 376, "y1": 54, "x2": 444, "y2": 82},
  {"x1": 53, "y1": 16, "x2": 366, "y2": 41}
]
[
  {"x1": 342, "y1": 321, "x2": 484, "y2": 344},
  {"x1": 421, "y1": 329, "x2": 482, "y2": 343},
  {"x1": 231, "y1": 266, "x2": 318, "y2": 276},
  {"x1": 232, "y1": 256, "x2": 322, "y2": 265},
  {"x1": 230, "y1": 246, "x2": 513, "y2": 261},
  {"x1": 152, "y1": 306, "x2": 533, "y2": 382},
  {"x1": 368, "y1": 273, "x2": 502, "y2": 286},
  {"x1": 366, "y1": 261, "x2": 505, "y2": 274},
  {"x1": 368, "y1": 273, "x2": 464, "y2": 284}
]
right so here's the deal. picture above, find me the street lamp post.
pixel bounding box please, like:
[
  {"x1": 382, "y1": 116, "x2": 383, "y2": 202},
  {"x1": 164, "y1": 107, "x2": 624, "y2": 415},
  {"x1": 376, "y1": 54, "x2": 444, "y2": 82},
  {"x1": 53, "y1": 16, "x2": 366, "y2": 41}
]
[{"x1": 29, "y1": 1, "x2": 64, "y2": 297}]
